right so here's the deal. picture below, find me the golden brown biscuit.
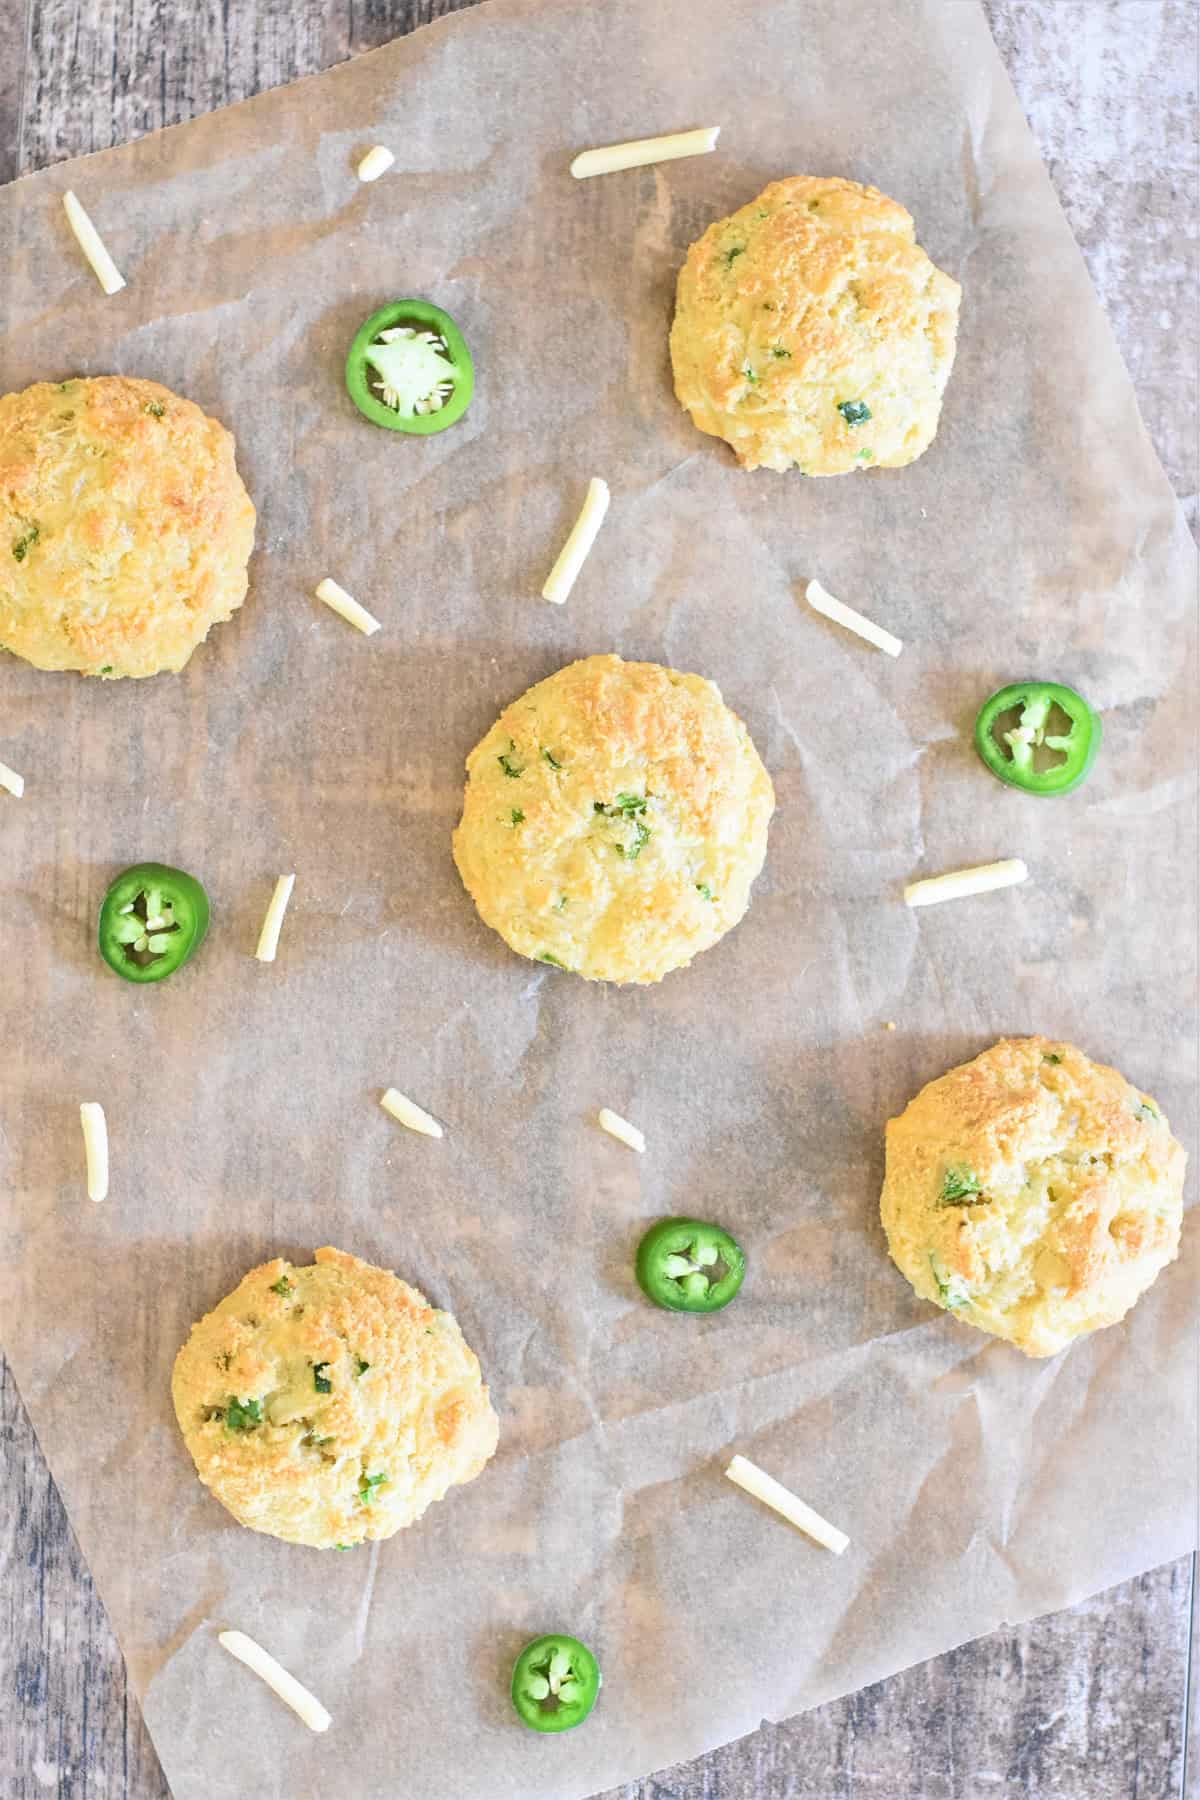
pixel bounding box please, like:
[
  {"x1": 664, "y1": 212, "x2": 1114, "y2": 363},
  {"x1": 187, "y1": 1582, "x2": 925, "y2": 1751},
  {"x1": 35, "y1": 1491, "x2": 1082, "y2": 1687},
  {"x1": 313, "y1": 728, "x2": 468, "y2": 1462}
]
[
  {"x1": 669, "y1": 175, "x2": 961, "y2": 474},
  {"x1": 880, "y1": 1038, "x2": 1186, "y2": 1357},
  {"x1": 0, "y1": 375, "x2": 255, "y2": 677},
  {"x1": 172, "y1": 1247, "x2": 498, "y2": 1548},
  {"x1": 451, "y1": 654, "x2": 775, "y2": 984}
]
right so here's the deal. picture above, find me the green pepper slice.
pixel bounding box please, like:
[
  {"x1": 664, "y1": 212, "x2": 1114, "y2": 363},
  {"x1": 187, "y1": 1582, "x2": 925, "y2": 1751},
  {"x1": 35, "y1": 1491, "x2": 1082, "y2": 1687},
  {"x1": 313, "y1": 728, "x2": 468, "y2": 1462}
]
[
  {"x1": 345, "y1": 300, "x2": 474, "y2": 434},
  {"x1": 97, "y1": 862, "x2": 210, "y2": 984},
  {"x1": 511, "y1": 1635, "x2": 601, "y2": 1733},
  {"x1": 974, "y1": 681, "x2": 1100, "y2": 796},
  {"x1": 636, "y1": 1217, "x2": 746, "y2": 1313}
]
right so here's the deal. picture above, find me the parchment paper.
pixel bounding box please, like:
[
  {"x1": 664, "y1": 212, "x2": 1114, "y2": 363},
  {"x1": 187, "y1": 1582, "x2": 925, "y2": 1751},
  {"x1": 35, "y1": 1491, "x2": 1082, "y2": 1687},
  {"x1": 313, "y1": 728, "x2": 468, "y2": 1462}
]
[{"x1": 1, "y1": 0, "x2": 1196, "y2": 1793}]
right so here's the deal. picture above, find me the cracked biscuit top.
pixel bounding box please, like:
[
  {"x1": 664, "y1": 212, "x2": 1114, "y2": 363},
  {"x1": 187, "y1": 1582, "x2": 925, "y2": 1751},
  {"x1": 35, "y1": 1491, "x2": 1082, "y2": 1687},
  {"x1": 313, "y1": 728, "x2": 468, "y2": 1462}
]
[
  {"x1": 452, "y1": 654, "x2": 775, "y2": 985},
  {"x1": 172, "y1": 1246, "x2": 498, "y2": 1547},
  {"x1": 880, "y1": 1038, "x2": 1185, "y2": 1357},
  {"x1": 670, "y1": 175, "x2": 961, "y2": 474},
  {"x1": 0, "y1": 375, "x2": 254, "y2": 677}
]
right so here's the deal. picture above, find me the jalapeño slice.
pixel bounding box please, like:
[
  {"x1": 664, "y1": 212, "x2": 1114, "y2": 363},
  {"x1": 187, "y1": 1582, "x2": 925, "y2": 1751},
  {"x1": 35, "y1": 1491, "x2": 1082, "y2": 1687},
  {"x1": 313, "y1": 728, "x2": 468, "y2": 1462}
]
[
  {"x1": 511, "y1": 1634, "x2": 601, "y2": 1734},
  {"x1": 345, "y1": 299, "x2": 474, "y2": 434},
  {"x1": 636, "y1": 1217, "x2": 746, "y2": 1313},
  {"x1": 974, "y1": 681, "x2": 1100, "y2": 796},
  {"x1": 97, "y1": 862, "x2": 210, "y2": 983}
]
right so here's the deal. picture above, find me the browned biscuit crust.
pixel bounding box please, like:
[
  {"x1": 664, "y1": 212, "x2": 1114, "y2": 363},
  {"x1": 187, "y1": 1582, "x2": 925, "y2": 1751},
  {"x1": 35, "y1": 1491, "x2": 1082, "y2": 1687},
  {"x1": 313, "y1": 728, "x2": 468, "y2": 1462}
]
[
  {"x1": 670, "y1": 176, "x2": 960, "y2": 474},
  {"x1": 172, "y1": 1247, "x2": 498, "y2": 1547},
  {"x1": 0, "y1": 375, "x2": 255, "y2": 677},
  {"x1": 452, "y1": 654, "x2": 775, "y2": 984},
  {"x1": 880, "y1": 1037, "x2": 1185, "y2": 1357}
]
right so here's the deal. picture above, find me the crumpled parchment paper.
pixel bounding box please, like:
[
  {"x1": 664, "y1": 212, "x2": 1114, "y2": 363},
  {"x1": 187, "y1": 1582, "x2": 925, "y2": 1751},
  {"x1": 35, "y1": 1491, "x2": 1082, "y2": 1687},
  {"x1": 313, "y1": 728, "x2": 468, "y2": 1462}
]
[{"x1": 0, "y1": 0, "x2": 1195, "y2": 1794}]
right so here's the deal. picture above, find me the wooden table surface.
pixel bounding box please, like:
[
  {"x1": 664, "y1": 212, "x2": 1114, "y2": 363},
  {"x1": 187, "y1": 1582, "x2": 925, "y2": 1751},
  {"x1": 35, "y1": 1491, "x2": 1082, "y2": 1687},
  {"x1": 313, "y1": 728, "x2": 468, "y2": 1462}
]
[{"x1": 1, "y1": 3, "x2": 1195, "y2": 1796}]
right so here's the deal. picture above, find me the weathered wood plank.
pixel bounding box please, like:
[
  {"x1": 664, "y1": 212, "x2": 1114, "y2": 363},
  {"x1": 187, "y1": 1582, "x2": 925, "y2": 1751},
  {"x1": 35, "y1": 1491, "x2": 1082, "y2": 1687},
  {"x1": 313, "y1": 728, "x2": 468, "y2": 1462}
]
[
  {"x1": 0, "y1": 0, "x2": 27, "y2": 186},
  {"x1": 330, "y1": 0, "x2": 482, "y2": 59},
  {"x1": 981, "y1": 0, "x2": 1198, "y2": 530},
  {"x1": 2, "y1": 1, "x2": 1195, "y2": 1796},
  {"x1": 1, "y1": 1355, "x2": 171, "y2": 1800}
]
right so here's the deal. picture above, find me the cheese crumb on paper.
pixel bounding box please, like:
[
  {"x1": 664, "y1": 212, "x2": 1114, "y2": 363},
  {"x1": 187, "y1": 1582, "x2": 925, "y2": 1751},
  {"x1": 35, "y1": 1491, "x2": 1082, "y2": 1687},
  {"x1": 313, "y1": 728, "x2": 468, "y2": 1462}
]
[
  {"x1": 79, "y1": 1102, "x2": 109, "y2": 1203},
  {"x1": 542, "y1": 478, "x2": 610, "y2": 605},
  {"x1": 725, "y1": 1454, "x2": 849, "y2": 1554},
  {"x1": 217, "y1": 1630, "x2": 331, "y2": 1734},
  {"x1": 598, "y1": 1107, "x2": 646, "y2": 1153},
  {"x1": 805, "y1": 579, "x2": 902, "y2": 657},
  {"x1": 381, "y1": 1087, "x2": 444, "y2": 1139},
  {"x1": 315, "y1": 578, "x2": 381, "y2": 636},
  {"x1": 904, "y1": 859, "x2": 1028, "y2": 909},
  {"x1": 255, "y1": 874, "x2": 296, "y2": 962},
  {"x1": 62, "y1": 190, "x2": 126, "y2": 295},
  {"x1": 570, "y1": 127, "x2": 720, "y2": 179},
  {"x1": 357, "y1": 146, "x2": 395, "y2": 183}
]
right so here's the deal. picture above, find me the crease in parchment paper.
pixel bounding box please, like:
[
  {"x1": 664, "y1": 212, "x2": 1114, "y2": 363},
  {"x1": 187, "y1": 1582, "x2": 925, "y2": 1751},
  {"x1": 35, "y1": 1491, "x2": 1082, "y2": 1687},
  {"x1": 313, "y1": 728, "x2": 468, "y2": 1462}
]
[
  {"x1": 350, "y1": 1540, "x2": 383, "y2": 1666},
  {"x1": 0, "y1": 0, "x2": 1195, "y2": 1795}
]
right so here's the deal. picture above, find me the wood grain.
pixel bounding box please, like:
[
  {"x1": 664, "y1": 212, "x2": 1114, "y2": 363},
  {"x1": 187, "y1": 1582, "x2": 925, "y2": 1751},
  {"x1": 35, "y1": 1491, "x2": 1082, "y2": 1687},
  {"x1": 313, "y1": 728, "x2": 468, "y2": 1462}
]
[{"x1": 1, "y1": 2, "x2": 1195, "y2": 1797}]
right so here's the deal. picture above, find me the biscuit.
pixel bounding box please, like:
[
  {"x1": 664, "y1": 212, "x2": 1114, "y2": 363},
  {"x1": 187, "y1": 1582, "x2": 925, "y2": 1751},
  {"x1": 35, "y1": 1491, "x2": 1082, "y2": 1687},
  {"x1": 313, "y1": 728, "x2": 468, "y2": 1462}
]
[
  {"x1": 669, "y1": 175, "x2": 961, "y2": 474},
  {"x1": 880, "y1": 1038, "x2": 1186, "y2": 1357},
  {"x1": 0, "y1": 375, "x2": 255, "y2": 677},
  {"x1": 451, "y1": 654, "x2": 775, "y2": 984},
  {"x1": 172, "y1": 1247, "x2": 498, "y2": 1548}
]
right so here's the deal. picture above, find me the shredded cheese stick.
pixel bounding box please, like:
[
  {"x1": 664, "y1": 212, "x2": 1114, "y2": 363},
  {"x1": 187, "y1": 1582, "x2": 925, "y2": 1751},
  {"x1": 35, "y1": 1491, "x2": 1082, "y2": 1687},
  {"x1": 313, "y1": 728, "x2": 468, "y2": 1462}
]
[
  {"x1": 0, "y1": 760, "x2": 25, "y2": 799},
  {"x1": 904, "y1": 858, "x2": 1029, "y2": 909},
  {"x1": 218, "y1": 1631, "x2": 331, "y2": 1734},
  {"x1": 570, "y1": 127, "x2": 720, "y2": 179},
  {"x1": 314, "y1": 577, "x2": 381, "y2": 636},
  {"x1": 62, "y1": 190, "x2": 126, "y2": 295},
  {"x1": 79, "y1": 1102, "x2": 109, "y2": 1203},
  {"x1": 381, "y1": 1087, "x2": 444, "y2": 1139},
  {"x1": 356, "y1": 145, "x2": 395, "y2": 183},
  {"x1": 255, "y1": 874, "x2": 296, "y2": 962},
  {"x1": 805, "y1": 579, "x2": 902, "y2": 658},
  {"x1": 597, "y1": 1107, "x2": 646, "y2": 1153},
  {"x1": 725, "y1": 1455, "x2": 849, "y2": 1555},
  {"x1": 542, "y1": 478, "x2": 610, "y2": 605}
]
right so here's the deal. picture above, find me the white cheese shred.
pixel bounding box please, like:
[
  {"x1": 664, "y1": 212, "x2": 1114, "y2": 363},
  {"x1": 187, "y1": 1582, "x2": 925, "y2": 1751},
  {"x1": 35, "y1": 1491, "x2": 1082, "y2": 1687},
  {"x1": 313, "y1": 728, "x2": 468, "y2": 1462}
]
[
  {"x1": 0, "y1": 759, "x2": 25, "y2": 799},
  {"x1": 381, "y1": 1086, "x2": 444, "y2": 1139},
  {"x1": 315, "y1": 577, "x2": 381, "y2": 636},
  {"x1": 725, "y1": 1454, "x2": 849, "y2": 1555},
  {"x1": 805, "y1": 579, "x2": 902, "y2": 658},
  {"x1": 356, "y1": 145, "x2": 395, "y2": 183},
  {"x1": 255, "y1": 874, "x2": 296, "y2": 962},
  {"x1": 79, "y1": 1102, "x2": 109, "y2": 1203},
  {"x1": 570, "y1": 127, "x2": 720, "y2": 179},
  {"x1": 542, "y1": 478, "x2": 610, "y2": 605},
  {"x1": 597, "y1": 1107, "x2": 646, "y2": 1154},
  {"x1": 62, "y1": 190, "x2": 126, "y2": 295},
  {"x1": 218, "y1": 1630, "x2": 331, "y2": 1734},
  {"x1": 904, "y1": 858, "x2": 1029, "y2": 909}
]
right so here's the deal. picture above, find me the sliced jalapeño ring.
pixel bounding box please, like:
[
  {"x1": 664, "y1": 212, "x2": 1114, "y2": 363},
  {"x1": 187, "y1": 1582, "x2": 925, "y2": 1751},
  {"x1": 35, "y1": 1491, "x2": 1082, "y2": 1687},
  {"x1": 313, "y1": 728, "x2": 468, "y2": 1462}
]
[
  {"x1": 974, "y1": 680, "x2": 1100, "y2": 796},
  {"x1": 345, "y1": 299, "x2": 474, "y2": 435},
  {"x1": 511, "y1": 1634, "x2": 601, "y2": 1733},
  {"x1": 636, "y1": 1217, "x2": 746, "y2": 1313},
  {"x1": 97, "y1": 862, "x2": 210, "y2": 984}
]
